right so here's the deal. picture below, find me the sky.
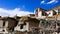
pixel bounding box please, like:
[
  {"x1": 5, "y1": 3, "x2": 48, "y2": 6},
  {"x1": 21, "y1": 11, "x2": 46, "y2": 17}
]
[{"x1": 0, "y1": 0, "x2": 60, "y2": 17}]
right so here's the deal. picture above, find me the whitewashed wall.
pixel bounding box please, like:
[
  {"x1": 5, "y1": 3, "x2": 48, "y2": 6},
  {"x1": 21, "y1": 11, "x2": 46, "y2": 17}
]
[
  {"x1": 38, "y1": 11, "x2": 46, "y2": 19},
  {"x1": 54, "y1": 9, "x2": 58, "y2": 14},
  {"x1": 5, "y1": 21, "x2": 8, "y2": 27},
  {"x1": 0, "y1": 20, "x2": 8, "y2": 33},
  {"x1": 0, "y1": 20, "x2": 3, "y2": 27},
  {"x1": 46, "y1": 10, "x2": 53, "y2": 16}
]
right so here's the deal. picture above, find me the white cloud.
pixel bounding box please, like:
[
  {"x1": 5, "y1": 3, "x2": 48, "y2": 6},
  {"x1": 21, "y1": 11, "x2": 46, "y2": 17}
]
[
  {"x1": 41, "y1": 1, "x2": 45, "y2": 4},
  {"x1": 40, "y1": 0, "x2": 58, "y2": 4},
  {"x1": 47, "y1": 0, "x2": 58, "y2": 4},
  {"x1": 0, "y1": 8, "x2": 33, "y2": 17}
]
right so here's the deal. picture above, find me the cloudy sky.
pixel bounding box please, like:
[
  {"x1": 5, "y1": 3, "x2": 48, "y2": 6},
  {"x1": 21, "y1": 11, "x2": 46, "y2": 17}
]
[{"x1": 0, "y1": 0, "x2": 60, "y2": 17}]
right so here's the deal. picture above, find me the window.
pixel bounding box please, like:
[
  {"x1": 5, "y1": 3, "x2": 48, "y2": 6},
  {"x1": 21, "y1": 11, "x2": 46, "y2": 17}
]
[
  {"x1": 3, "y1": 21, "x2": 5, "y2": 26},
  {"x1": 42, "y1": 11, "x2": 47, "y2": 16},
  {"x1": 53, "y1": 10, "x2": 57, "y2": 15},
  {"x1": 20, "y1": 24, "x2": 24, "y2": 29},
  {"x1": 3, "y1": 30, "x2": 5, "y2": 32},
  {"x1": 35, "y1": 11, "x2": 38, "y2": 17},
  {"x1": 57, "y1": 28, "x2": 60, "y2": 33},
  {"x1": 57, "y1": 23, "x2": 60, "y2": 26}
]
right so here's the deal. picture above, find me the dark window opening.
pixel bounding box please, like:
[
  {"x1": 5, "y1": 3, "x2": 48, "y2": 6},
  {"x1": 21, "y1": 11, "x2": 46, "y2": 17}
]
[
  {"x1": 57, "y1": 23, "x2": 60, "y2": 26},
  {"x1": 42, "y1": 21, "x2": 45, "y2": 25},
  {"x1": 35, "y1": 11, "x2": 38, "y2": 17},
  {"x1": 12, "y1": 27, "x2": 14, "y2": 31},
  {"x1": 53, "y1": 10, "x2": 57, "y2": 15},
  {"x1": 57, "y1": 28, "x2": 60, "y2": 33},
  {"x1": 20, "y1": 24, "x2": 24, "y2": 29},
  {"x1": 42, "y1": 11, "x2": 47, "y2": 16},
  {"x1": 3, "y1": 30, "x2": 5, "y2": 32},
  {"x1": 3, "y1": 21, "x2": 5, "y2": 26}
]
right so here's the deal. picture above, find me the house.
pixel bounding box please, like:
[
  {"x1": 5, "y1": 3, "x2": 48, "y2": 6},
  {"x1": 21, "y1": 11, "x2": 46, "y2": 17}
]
[
  {"x1": 0, "y1": 16, "x2": 18, "y2": 34},
  {"x1": 34, "y1": 8, "x2": 47, "y2": 19},
  {"x1": 34, "y1": 8, "x2": 58, "y2": 20},
  {"x1": 0, "y1": 16, "x2": 8, "y2": 34},
  {"x1": 14, "y1": 16, "x2": 40, "y2": 33}
]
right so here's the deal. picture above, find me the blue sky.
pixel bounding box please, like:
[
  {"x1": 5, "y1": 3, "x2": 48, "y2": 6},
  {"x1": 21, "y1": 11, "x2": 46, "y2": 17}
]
[{"x1": 0, "y1": 0, "x2": 60, "y2": 17}]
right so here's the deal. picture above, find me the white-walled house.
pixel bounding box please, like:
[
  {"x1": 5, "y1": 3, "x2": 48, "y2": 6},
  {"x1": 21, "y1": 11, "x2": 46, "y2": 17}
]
[
  {"x1": 14, "y1": 22, "x2": 29, "y2": 32},
  {"x1": 0, "y1": 17, "x2": 18, "y2": 34},
  {"x1": 34, "y1": 8, "x2": 58, "y2": 19},
  {"x1": 14, "y1": 16, "x2": 40, "y2": 32},
  {"x1": 0, "y1": 18, "x2": 8, "y2": 34}
]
